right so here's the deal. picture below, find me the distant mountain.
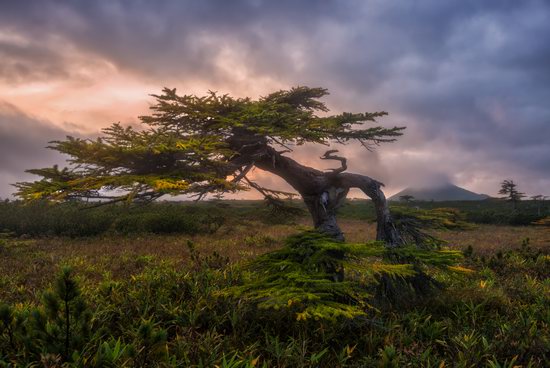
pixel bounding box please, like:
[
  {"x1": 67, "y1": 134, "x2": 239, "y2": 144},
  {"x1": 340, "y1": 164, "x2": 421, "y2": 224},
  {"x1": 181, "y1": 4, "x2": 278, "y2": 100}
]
[{"x1": 388, "y1": 183, "x2": 490, "y2": 202}]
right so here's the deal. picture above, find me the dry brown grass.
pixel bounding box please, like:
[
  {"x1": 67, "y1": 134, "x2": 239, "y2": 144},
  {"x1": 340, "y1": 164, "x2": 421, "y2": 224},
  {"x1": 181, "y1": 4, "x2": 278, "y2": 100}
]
[
  {"x1": 0, "y1": 221, "x2": 297, "y2": 303},
  {"x1": 333, "y1": 221, "x2": 550, "y2": 254},
  {"x1": 1, "y1": 219, "x2": 548, "y2": 304},
  {"x1": 432, "y1": 224, "x2": 550, "y2": 255}
]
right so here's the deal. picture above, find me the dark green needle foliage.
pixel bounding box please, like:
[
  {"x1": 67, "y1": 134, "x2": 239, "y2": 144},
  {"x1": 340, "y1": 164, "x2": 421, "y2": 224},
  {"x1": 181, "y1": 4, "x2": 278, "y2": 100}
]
[
  {"x1": 30, "y1": 267, "x2": 92, "y2": 362},
  {"x1": 14, "y1": 86, "x2": 404, "y2": 203},
  {"x1": 0, "y1": 304, "x2": 29, "y2": 362},
  {"x1": 128, "y1": 320, "x2": 168, "y2": 367},
  {"x1": 391, "y1": 206, "x2": 473, "y2": 248},
  {"x1": 225, "y1": 231, "x2": 466, "y2": 321},
  {"x1": 499, "y1": 179, "x2": 526, "y2": 209}
]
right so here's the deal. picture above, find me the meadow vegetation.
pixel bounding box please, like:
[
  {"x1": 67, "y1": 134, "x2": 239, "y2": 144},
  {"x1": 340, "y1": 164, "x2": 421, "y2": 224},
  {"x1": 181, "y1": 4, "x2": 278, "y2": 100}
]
[{"x1": 0, "y1": 199, "x2": 549, "y2": 366}]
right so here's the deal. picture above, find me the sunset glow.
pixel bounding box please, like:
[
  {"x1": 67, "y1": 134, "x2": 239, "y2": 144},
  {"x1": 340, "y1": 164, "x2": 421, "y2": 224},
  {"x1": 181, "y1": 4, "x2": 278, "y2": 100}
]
[{"x1": 1, "y1": 1, "x2": 549, "y2": 199}]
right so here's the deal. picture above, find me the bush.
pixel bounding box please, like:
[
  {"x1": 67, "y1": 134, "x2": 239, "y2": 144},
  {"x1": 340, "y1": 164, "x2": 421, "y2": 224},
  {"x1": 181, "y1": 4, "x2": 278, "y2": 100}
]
[
  {"x1": 0, "y1": 201, "x2": 225, "y2": 237},
  {"x1": 225, "y1": 231, "x2": 467, "y2": 321},
  {"x1": 467, "y1": 209, "x2": 543, "y2": 226},
  {"x1": 0, "y1": 201, "x2": 114, "y2": 236}
]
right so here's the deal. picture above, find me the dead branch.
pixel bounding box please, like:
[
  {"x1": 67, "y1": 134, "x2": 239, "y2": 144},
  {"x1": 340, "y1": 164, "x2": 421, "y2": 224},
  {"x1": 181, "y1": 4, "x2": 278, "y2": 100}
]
[
  {"x1": 232, "y1": 163, "x2": 255, "y2": 184},
  {"x1": 320, "y1": 149, "x2": 347, "y2": 174},
  {"x1": 242, "y1": 176, "x2": 297, "y2": 199}
]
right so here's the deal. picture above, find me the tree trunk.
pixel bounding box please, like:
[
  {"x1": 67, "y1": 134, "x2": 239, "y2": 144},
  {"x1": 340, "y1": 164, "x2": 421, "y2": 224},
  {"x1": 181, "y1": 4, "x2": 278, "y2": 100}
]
[
  {"x1": 302, "y1": 188, "x2": 348, "y2": 241},
  {"x1": 253, "y1": 147, "x2": 401, "y2": 245}
]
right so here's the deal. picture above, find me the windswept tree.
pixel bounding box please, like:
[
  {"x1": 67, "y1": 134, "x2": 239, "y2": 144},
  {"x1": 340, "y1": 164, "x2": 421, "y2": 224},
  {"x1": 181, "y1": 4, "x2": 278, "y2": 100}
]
[
  {"x1": 499, "y1": 179, "x2": 525, "y2": 209},
  {"x1": 15, "y1": 87, "x2": 405, "y2": 243},
  {"x1": 399, "y1": 195, "x2": 415, "y2": 203}
]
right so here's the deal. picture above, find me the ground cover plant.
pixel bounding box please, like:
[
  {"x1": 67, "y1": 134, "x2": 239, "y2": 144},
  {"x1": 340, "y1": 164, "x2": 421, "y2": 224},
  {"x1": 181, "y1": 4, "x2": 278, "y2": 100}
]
[{"x1": 0, "y1": 201, "x2": 549, "y2": 366}]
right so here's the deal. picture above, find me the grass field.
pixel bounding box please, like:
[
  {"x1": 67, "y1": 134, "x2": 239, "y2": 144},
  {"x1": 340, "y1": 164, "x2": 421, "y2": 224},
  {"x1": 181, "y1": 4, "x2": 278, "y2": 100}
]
[
  {"x1": 2, "y1": 220, "x2": 547, "y2": 304},
  {"x1": 1, "y1": 200, "x2": 549, "y2": 366}
]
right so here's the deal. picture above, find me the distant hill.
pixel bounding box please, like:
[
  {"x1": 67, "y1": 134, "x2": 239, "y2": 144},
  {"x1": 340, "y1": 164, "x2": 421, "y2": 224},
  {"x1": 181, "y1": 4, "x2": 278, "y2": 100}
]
[{"x1": 389, "y1": 183, "x2": 490, "y2": 202}]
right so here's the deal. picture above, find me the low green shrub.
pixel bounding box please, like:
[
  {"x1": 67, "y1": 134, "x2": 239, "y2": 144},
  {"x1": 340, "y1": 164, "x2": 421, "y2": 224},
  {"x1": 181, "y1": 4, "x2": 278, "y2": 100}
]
[
  {"x1": 467, "y1": 210, "x2": 543, "y2": 226},
  {"x1": 0, "y1": 201, "x2": 225, "y2": 237},
  {"x1": 224, "y1": 231, "x2": 467, "y2": 321}
]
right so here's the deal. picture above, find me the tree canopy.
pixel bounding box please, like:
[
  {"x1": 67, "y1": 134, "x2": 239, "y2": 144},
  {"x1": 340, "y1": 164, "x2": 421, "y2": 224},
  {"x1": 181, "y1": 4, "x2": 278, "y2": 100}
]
[
  {"x1": 399, "y1": 195, "x2": 415, "y2": 203},
  {"x1": 15, "y1": 87, "x2": 404, "y2": 205},
  {"x1": 498, "y1": 179, "x2": 525, "y2": 207}
]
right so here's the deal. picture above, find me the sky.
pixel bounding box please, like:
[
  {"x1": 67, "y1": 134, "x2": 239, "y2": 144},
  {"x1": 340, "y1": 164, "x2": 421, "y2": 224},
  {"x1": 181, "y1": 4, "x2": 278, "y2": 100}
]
[{"x1": 0, "y1": 0, "x2": 549, "y2": 199}]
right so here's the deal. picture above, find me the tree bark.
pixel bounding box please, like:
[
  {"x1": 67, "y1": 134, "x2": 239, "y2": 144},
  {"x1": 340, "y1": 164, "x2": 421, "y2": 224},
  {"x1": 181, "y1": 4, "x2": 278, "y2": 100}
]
[{"x1": 252, "y1": 146, "x2": 401, "y2": 245}]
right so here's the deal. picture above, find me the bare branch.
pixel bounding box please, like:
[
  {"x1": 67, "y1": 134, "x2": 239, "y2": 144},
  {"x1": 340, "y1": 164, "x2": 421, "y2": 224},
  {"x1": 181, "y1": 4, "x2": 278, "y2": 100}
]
[
  {"x1": 232, "y1": 163, "x2": 255, "y2": 184},
  {"x1": 320, "y1": 149, "x2": 347, "y2": 174},
  {"x1": 242, "y1": 176, "x2": 297, "y2": 199},
  {"x1": 243, "y1": 176, "x2": 270, "y2": 198}
]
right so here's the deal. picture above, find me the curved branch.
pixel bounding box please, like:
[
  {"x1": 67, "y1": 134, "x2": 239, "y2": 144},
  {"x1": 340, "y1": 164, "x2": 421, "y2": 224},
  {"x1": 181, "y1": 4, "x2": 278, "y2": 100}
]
[
  {"x1": 336, "y1": 173, "x2": 401, "y2": 246},
  {"x1": 251, "y1": 147, "x2": 401, "y2": 245},
  {"x1": 320, "y1": 149, "x2": 347, "y2": 174}
]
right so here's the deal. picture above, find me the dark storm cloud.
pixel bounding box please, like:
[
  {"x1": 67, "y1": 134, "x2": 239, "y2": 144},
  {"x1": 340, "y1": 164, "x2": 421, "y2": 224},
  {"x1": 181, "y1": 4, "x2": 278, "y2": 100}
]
[
  {"x1": 0, "y1": 103, "x2": 69, "y2": 198},
  {"x1": 0, "y1": 0, "x2": 549, "y2": 196},
  {"x1": 0, "y1": 0, "x2": 345, "y2": 83},
  {"x1": 0, "y1": 40, "x2": 70, "y2": 83}
]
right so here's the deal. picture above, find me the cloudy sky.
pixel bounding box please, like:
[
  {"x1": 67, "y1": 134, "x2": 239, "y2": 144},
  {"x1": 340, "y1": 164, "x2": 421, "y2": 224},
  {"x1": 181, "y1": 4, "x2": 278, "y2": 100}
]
[{"x1": 1, "y1": 0, "x2": 549, "y2": 199}]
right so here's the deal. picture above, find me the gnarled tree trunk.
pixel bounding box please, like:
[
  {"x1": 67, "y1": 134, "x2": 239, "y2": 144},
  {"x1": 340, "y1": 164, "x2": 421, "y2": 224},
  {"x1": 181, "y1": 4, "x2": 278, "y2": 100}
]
[{"x1": 252, "y1": 146, "x2": 401, "y2": 245}]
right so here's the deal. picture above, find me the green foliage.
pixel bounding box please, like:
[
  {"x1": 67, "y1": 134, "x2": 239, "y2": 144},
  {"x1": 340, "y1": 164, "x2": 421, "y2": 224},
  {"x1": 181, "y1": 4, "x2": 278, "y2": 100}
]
[
  {"x1": 378, "y1": 345, "x2": 400, "y2": 368},
  {"x1": 467, "y1": 208, "x2": 545, "y2": 226},
  {"x1": 499, "y1": 179, "x2": 526, "y2": 206},
  {"x1": 2, "y1": 199, "x2": 546, "y2": 238},
  {"x1": 225, "y1": 231, "x2": 466, "y2": 321},
  {"x1": 0, "y1": 267, "x2": 94, "y2": 364},
  {"x1": 0, "y1": 200, "x2": 112, "y2": 237},
  {"x1": 0, "y1": 200, "x2": 224, "y2": 237},
  {"x1": 15, "y1": 86, "x2": 404, "y2": 203},
  {"x1": 388, "y1": 206, "x2": 473, "y2": 250},
  {"x1": 92, "y1": 338, "x2": 133, "y2": 367},
  {"x1": 392, "y1": 207, "x2": 472, "y2": 231},
  {"x1": 0, "y1": 304, "x2": 24, "y2": 361},
  {"x1": 130, "y1": 320, "x2": 169, "y2": 366},
  {"x1": 243, "y1": 233, "x2": 277, "y2": 248},
  {"x1": 339, "y1": 198, "x2": 550, "y2": 226},
  {"x1": 481, "y1": 238, "x2": 550, "y2": 280},
  {"x1": 398, "y1": 194, "x2": 414, "y2": 203},
  {"x1": 32, "y1": 267, "x2": 91, "y2": 362}
]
